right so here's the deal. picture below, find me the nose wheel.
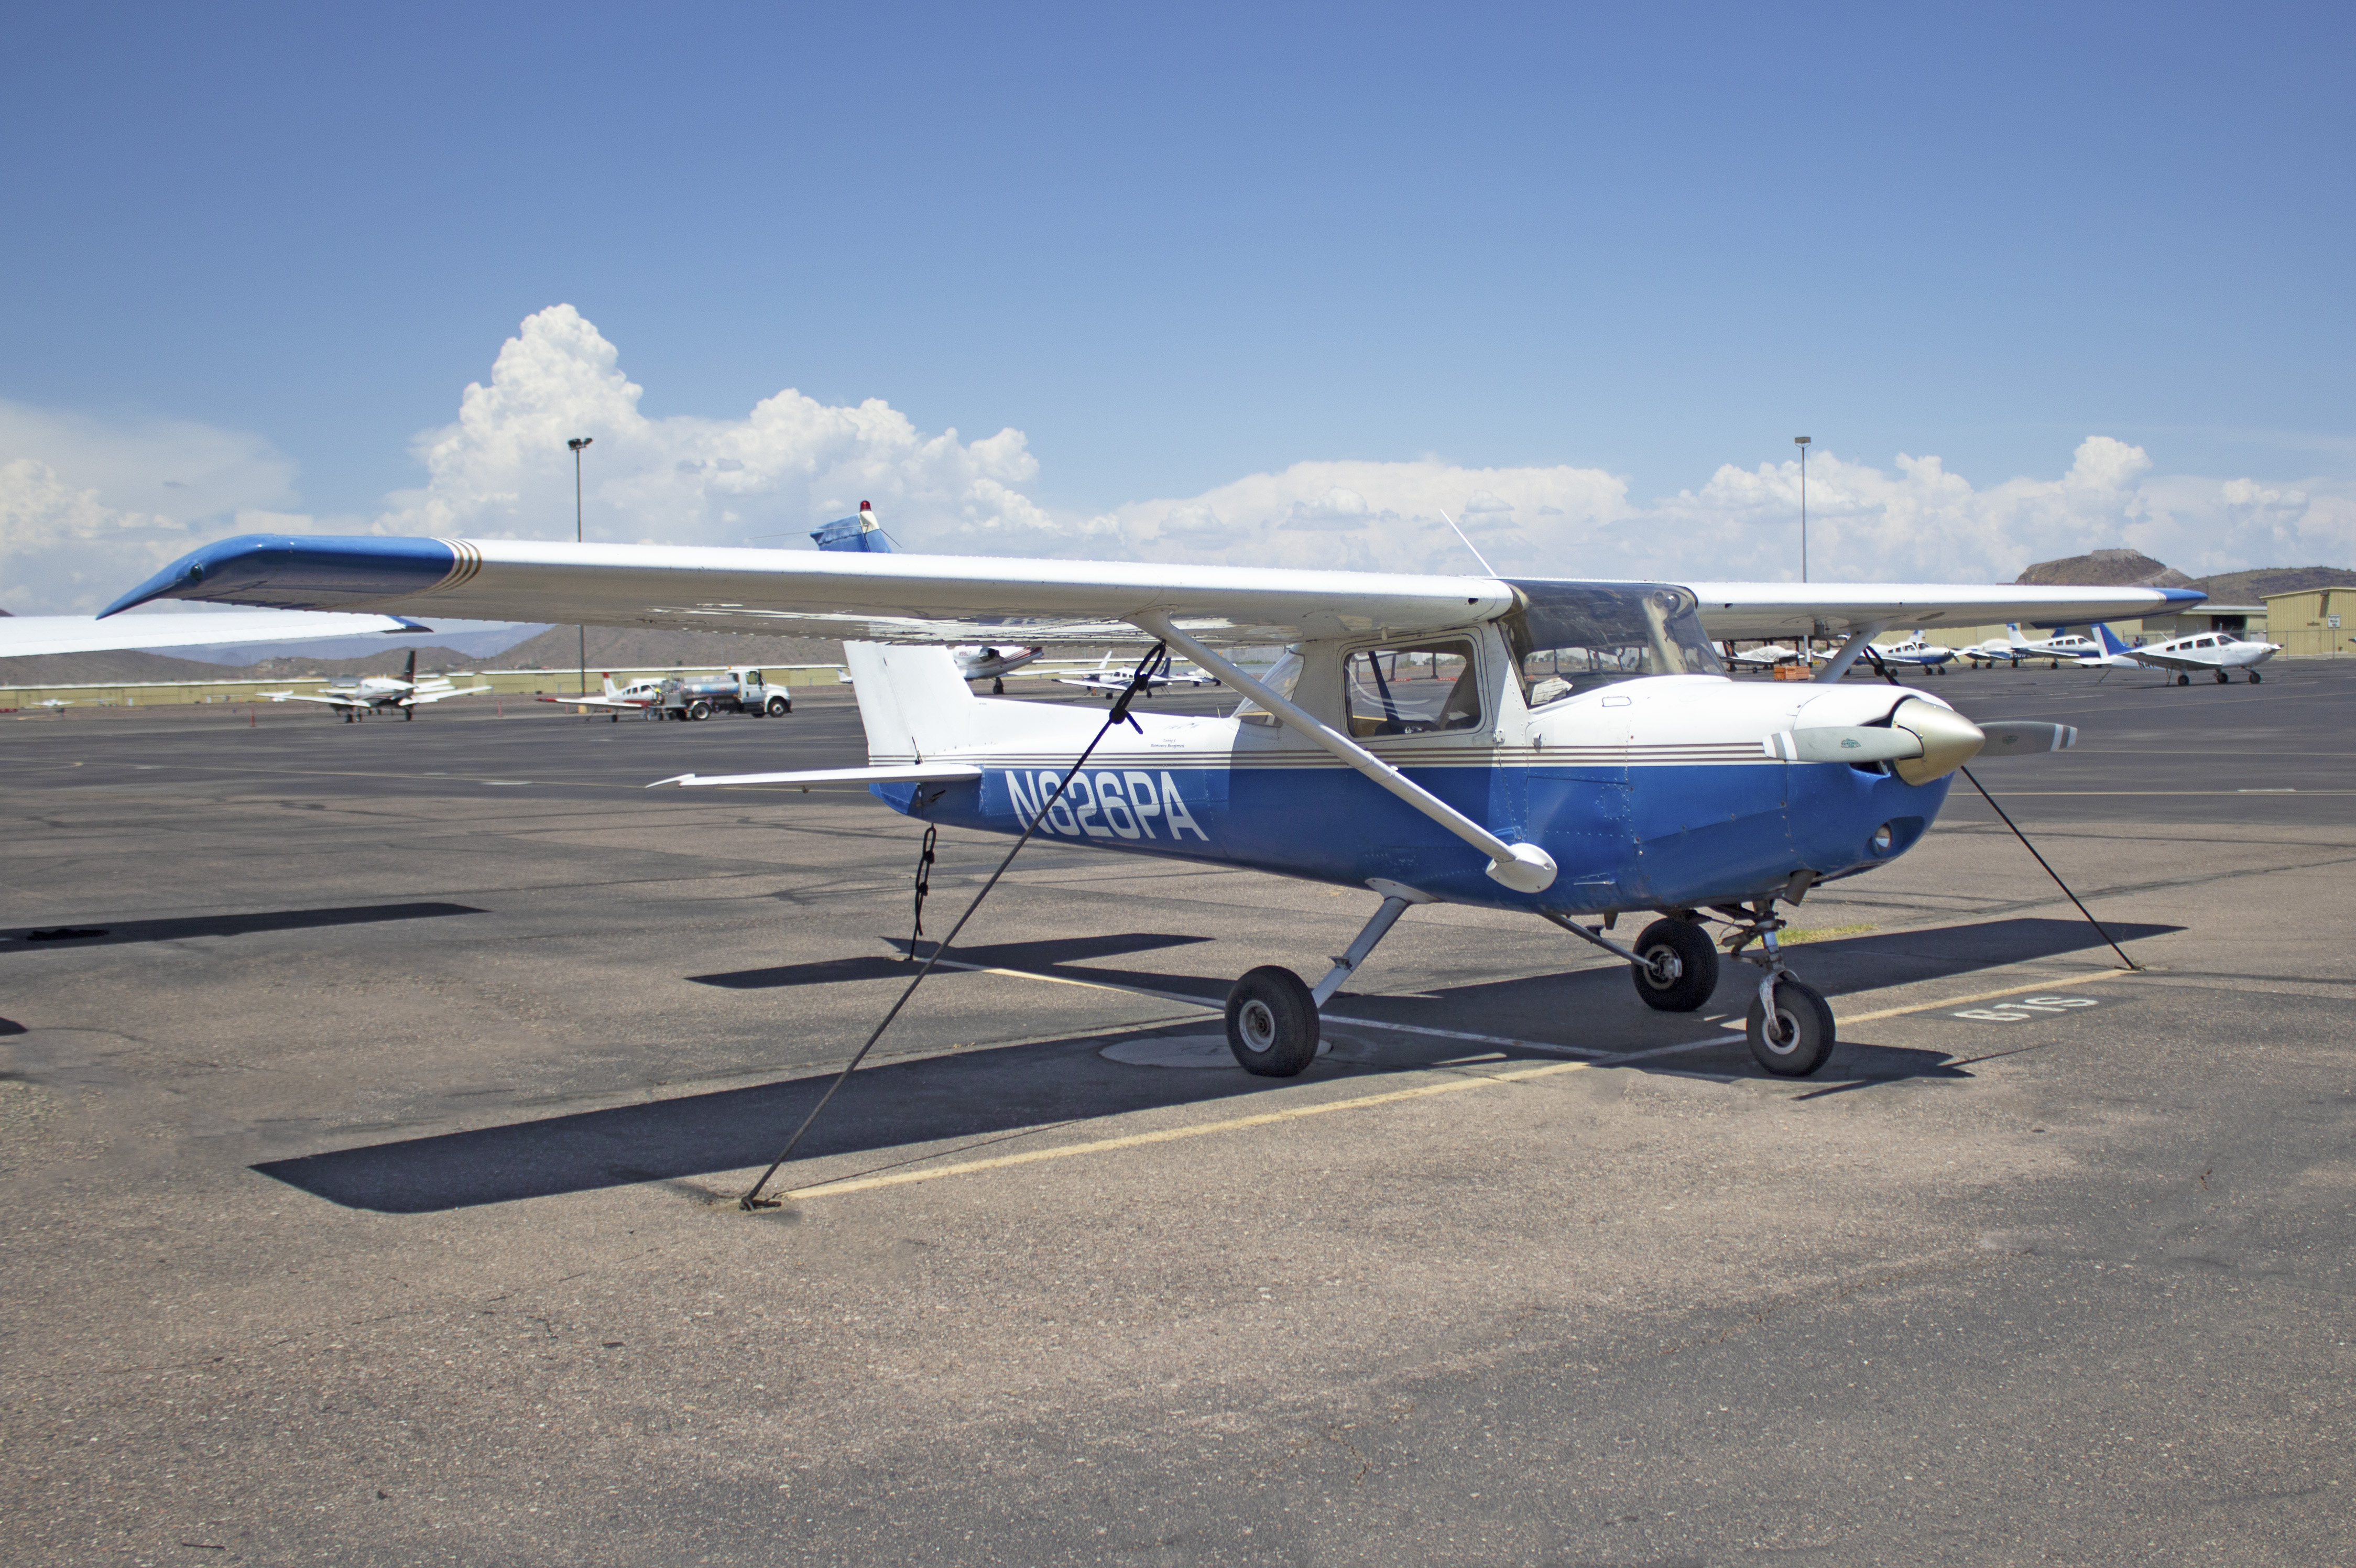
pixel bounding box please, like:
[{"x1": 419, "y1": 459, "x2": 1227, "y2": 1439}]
[{"x1": 1746, "y1": 974, "x2": 1836, "y2": 1076}]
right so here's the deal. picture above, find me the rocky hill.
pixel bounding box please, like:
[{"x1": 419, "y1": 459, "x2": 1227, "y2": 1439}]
[
  {"x1": 2182, "y1": 565, "x2": 2356, "y2": 604},
  {"x1": 2013, "y1": 549, "x2": 2195, "y2": 589}
]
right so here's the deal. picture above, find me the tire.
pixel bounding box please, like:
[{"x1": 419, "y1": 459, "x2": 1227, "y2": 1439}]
[
  {"x1": 766, "y1": 696, "x2": 790, "y2": 716},
  {"x1": 2249, "y1": 671, "x2": 2262, "y2": 684},
  {"x1": 2214, "y1": 670, "x2": 2229, "y2": 684},
  {"x1": 687, "y1": 700, "x2": 713, "y2": 721},
  {"x1": 1224, "y1": 966, "x2": 1321, "y2": 1076},
  {"x1": 1629, "y1": 918, "x2": 1718, "y2": 1012},
  {"x1": 1747, "y1": 979, "x2": 1837, "y2": 1077},
  {"x1": 2176, "y1": 673, "x2": 2189, "y2": 686}
]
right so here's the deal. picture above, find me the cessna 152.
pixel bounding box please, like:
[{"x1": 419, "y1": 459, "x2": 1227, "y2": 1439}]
[
  {"x1": 103, "y1": 533, "x2": 2200, "y2": 1078},
  {"x1": 2077, "y1": 622, "x2": 2279, "y2": 684},
  {"x1": 259, "y1": 648, "x2": 492, "y2": 720}
]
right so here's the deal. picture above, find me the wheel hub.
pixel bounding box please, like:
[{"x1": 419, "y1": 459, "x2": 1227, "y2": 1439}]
[{"x1": 1238, "y1": 999, "x2": 1277, "y2": 1052}]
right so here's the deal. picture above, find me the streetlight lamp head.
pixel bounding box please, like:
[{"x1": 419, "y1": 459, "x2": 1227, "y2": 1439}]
[
  {"x1": 568, "y1": 437, "x2": 593, "y2": 452},
  {"x1": 1794, "y1": 436, "x2": 1811, "y2": 445}
]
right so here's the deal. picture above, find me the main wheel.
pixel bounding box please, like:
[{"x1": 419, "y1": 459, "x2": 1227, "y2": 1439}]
[
  {"x1": 2176, "y1": 673, "x2": 2189, "y2": 686},
  {"x1": 2214, "y1": 669, "x2": 2229, "y2": 684},
  {"x1": 991, "y1": 677, "x2": 1005, "y2": 694},
  {"x1": 1225, "y1": 966, "x2": 1320, "y2": 1076},
  {"x1": 1629, "y1": 918, "x2": 1719, "y2": 1012},
  {"x1": 766, "y1": 695, "x2": 790, "y2": 716},
  {"x1": 1747, "y1": 979, "x2": 1836, "y2": 1077},
  {"x1": 687, "y1": 699, "x2": 713, "y2": 721},
  {"x1": 2249, "y1": 670, "x2": 2262, "y2": 684}
]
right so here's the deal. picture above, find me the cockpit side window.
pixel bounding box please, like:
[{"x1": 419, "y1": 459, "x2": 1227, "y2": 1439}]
[
  {"x1": 1500, "y1": 581, "x2": 1726, "y2": 708},
  {"x1": 1344, "y1": 639, "x2": 1481, "y2": 736}
]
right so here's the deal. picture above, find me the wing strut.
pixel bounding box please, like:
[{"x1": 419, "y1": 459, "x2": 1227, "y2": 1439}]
[
  {"x1": 1129, "y1": 613, "x2": 1557, "y2": 894},
  {"x1": 1813, "y1": 622, "x2": 1891, "y2": 682}
]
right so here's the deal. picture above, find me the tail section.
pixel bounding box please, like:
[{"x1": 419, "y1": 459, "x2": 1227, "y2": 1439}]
[
  {"x1": 602, "y1": 675, "x2": 620, "y2": 697},
  {"x1": 403, "y1": 648, "x2": 417, "y2": 683},
  {"x1": 2004, "y1": 623, "x2": 2029, "y2": 647},
  {"x1": 811, "y1": 499, "x2": 895, "y2": 553},
  {"x1": 2093, "y1": 623, "x2": 2130, "y2": 657},
  {"x1": 843, "y1": 643, "x2": 992, "y2": 763}
]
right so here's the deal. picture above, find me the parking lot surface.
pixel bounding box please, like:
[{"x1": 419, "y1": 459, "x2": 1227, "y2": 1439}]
[{"x1": 4, "y1": 662, "x2": 2353, "y2": 1565}]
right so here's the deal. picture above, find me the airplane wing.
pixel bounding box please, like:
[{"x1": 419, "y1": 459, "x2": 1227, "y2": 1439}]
[
  {"x1": 537, "y1": 693, "x2": 647, "y2": 711},
  {"x1": 0, "y1": 607, "x2": 432, "y2": 659},
  {"x1": 2118, "y1": 646, "x2": 2205, "y2": 671},
  {"x1": 102, "y1": 533, "x2": 2207, "y2": 649},
  {"x1": 400, "y1": 683, "x2": 493, "y2": 705},
  {"x1": 1682, "y1": 586, "x2": 2202, "y2": 639},
  {"x1": 267, "y1": 690, "x2": 368, "y2": 708}
]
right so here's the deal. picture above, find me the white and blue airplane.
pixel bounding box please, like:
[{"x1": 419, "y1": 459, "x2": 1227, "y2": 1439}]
[
  {"x1": 101, "y1": 533, "x2": 2200, "y2": 1079},
  {"x1": 1807, "y1": 631, "x2": 1956, "y2": 676},
  {"x1": 2076, "y1": 623, "x2": 2279, "y2": 685}
]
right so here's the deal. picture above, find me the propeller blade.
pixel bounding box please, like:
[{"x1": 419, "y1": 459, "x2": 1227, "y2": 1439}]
[{"x1": 1977, "y1": 721, "x2": 2078, "y2": 754}]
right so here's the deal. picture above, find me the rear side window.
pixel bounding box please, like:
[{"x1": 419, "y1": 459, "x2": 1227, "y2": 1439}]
[{"x1": 1344, "y1": 640, "x2": 1482, "y2": 736}]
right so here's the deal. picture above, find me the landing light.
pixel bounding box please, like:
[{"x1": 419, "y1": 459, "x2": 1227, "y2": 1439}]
[{"x1": 1871, "y1": 822, "x2": 1895, "y2": 855}]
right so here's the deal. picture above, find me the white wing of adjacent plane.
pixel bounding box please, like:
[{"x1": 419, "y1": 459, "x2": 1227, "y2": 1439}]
[
  {"x1": 100, "y1": 533, "x2": 2206, "y2": 650},
  {"x1": 0, "y1": 608, "x2": 432, "y2": 659}
]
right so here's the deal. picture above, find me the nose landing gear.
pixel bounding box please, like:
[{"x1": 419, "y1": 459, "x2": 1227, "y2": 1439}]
[{"x1": 1717, "y1": 906, "x2": 1838, "y2": 1076}]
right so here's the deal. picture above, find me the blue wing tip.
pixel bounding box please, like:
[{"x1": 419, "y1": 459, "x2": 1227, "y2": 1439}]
[
  {"x1": 2157, "y1": 587, "x2": 2207, "y2": 606},
  {"x1": 100, "y1": 533, "x2": 458, "y2": 617}
]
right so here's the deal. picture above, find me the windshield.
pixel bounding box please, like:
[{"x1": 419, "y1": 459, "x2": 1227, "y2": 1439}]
[
  {"x1": 1231, "y1": 648, "x2": 1305, "y2": 726},
  {"x1": 1501, "y1": 581, "x2": 1724, "y2": 707}
]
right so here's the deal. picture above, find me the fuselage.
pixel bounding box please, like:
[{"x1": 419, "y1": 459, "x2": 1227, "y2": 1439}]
[{"x1": 871, "y1": 668, "x2": 1955, "y2": 917}]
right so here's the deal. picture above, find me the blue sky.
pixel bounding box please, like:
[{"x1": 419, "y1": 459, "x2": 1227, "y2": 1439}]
[{"x1": 3, "y1": 2, "x2": 2351, "y2": 612}]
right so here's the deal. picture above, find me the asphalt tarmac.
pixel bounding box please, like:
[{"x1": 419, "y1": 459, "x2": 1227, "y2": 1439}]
[{"x1": 4, "y1": 661, "x2": 2352, "y2": 1566}]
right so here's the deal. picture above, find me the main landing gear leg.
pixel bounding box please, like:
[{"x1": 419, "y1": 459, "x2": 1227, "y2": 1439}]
[
  {"x1": 1544, "y1": 911, "x2": 1720, "y2": 1012},
  {"x1": 1225, "y1": 889, "x2": 1422, "y2": 1076},
  {"x1": 1715, "y1": 904, "x2": 1837, "y2": 1076}
]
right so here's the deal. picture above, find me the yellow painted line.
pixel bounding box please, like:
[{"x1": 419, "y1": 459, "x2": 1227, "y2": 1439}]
[
  {"x1": 1836, "y1": 966, "x2": 2134, "y2": 1026},
  {"x1": 782, "y1": 1059, "x2": 1590, "y2": 1200}
]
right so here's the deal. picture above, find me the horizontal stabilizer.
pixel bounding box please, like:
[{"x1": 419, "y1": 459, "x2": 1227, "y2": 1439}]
[
  {"x1": 650, "y1": 763, "x2": 986, "y2": 790},
  {"x1": 1766, "y1": 727, "x2": 1926, "y2": 764},
  {"x1": 1976, "y1": 721, "x2": 2078, "y2": 755}
]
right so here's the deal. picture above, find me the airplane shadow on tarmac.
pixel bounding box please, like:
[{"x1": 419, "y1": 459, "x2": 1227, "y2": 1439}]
[{"x1": 256, "y1": 914, "x2": 2178, "y2": 1215}]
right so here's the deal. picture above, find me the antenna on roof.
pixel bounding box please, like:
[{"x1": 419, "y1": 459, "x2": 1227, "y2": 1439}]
[{"x1": 1436, "y1": 508, "x2": 1497, "y2": 576}]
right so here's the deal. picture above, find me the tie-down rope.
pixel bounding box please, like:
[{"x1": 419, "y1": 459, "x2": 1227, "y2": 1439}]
[{"x1": 738, "y1": 643, "x2": 1169, "y2": 1209}]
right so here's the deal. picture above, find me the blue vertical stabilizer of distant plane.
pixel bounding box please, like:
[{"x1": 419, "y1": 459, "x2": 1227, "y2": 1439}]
[{"x1": 810, "y1": 500, "x2": 895, "y2": 553}]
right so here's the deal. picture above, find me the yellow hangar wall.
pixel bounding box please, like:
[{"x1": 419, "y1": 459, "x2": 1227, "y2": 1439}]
[{"x1": 2262, "y1": 590, "x2": 2354, "y2": 657}]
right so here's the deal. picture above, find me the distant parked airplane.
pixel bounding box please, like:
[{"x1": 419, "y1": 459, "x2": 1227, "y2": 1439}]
[
  {"x1": 539, "y1": 674, "x2": 667, "y2": 718},
  {"x1": 2078, "y1": 623, "x2": 2279, "y2": 685},
  {"x1": 260, "y1": 650, "x2": 491, "y2": 721},
  {"x1": 1721, "y1": 642, "x2": 1803, "y2": 671}
]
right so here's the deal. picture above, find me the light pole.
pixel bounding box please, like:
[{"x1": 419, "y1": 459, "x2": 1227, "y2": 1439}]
[
  {"x1": 1793, "y1": 435, "x2": 1811, "y2": 583},
  {"x1": 569, "y1": 437, "x2": 593, "y2": 701}
]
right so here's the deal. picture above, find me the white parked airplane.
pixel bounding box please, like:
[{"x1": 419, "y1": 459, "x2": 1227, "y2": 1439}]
[
  {"x1": 260, "y1": 649, "x2": 492, "y2": 721},
  {"x1": 1721, "y1": 642, "x2": 1803, "y2": 671},
  {"x1": 107, "y1": 529, "x2": 2201, "y2": 1082},
  {"x1": 2077, "y1": 623, "x2": 2279, "y2": 684},
  {"x1": 1808, "y1": 632, "x2": 1955, "y2": 675},
  {"x1": 539, "y1": 674, "x2": 667, "y2": 718},
  {"x1": 1055, "y1": 648, "x2": 1220, "y2": 698},
  {"x1": 955, "y1": 645, "x2": 1046, "y2": 693},
  {"x1": 1965, "y1": 624, "x2": 2096, "y2": 668}
]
